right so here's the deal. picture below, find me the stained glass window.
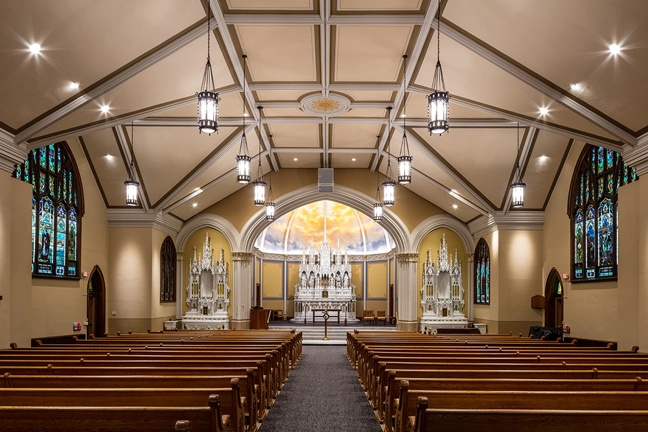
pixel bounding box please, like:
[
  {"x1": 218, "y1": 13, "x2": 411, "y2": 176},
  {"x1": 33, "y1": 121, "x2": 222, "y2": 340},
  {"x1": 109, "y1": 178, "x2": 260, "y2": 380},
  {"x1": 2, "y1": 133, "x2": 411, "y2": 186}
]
[
  {"x1": 474, "y1": 238, "x2": 490, "y2": 304},
  {"x1": 570, "y1": 145, "x2": 636, "y2": 281},
  {"x1": 13, "y1": 143, "x2": 84, "y2": 278},
  {"x1": 160, "y1": 236, "x2": 177, "y2": 302}
]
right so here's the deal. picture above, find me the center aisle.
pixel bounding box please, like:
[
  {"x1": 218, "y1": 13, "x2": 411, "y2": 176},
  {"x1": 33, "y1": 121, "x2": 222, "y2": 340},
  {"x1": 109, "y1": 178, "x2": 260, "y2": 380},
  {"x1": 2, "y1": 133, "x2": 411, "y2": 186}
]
[{"x1": 259, "y1": 345, "x2": 381, "y2": 432}]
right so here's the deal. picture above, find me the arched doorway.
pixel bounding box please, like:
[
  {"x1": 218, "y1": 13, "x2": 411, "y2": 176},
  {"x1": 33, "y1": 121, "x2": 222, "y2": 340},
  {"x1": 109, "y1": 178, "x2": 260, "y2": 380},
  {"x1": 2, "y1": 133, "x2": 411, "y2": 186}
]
[
  {"x1": 544, "y1": 268, "x2": 563, "y2": 328},
  {"x1": 87, "y1": 265, "x2": 106, "y2": 338}
]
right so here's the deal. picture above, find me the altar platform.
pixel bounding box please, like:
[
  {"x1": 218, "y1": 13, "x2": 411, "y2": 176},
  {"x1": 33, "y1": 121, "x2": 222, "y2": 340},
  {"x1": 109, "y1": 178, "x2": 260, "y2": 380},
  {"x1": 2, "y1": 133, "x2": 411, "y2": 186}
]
[{"x1": 269, "y1": 320, "x2": 397, "y2": 345}]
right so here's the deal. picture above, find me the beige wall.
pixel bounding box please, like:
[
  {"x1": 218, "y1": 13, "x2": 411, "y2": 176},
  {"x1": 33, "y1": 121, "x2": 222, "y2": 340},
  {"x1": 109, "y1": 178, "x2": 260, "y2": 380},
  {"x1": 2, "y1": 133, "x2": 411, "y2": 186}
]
[
  {"x1": 542, "y1": 140, "x2": 619, "y2": 342},
  {"x1": 203, "y1": 168, "x2": 446, "y2": 233},
  {"x1": 31, "y1": 137, "x2": 110, "y2": 340},
  {"x1": 417, "y1": 228, "x2": 468, "y2": 317}
]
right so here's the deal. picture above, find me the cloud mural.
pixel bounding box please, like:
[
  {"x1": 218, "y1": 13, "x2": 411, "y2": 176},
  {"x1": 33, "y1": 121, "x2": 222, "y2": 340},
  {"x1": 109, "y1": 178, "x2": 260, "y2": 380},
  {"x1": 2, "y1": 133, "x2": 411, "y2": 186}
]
[{"x1": 255, "y1": 200, "x2": 394, "y2": 255}]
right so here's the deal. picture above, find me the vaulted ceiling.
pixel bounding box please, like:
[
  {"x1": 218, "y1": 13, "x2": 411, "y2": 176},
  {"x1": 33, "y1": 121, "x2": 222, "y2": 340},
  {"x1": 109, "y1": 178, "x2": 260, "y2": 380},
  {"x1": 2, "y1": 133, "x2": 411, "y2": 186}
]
[{"x1": 1, "y1": 0, "x2": 646, "y2": 224}]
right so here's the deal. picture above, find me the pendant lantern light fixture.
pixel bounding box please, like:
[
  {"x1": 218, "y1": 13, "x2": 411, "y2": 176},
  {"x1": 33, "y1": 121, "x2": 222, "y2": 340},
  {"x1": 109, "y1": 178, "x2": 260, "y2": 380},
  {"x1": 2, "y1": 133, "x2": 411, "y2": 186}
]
[
  {"x1": 398, "y1": 54, "x2": 412, "y2": 185},
  {"x1": 265, "y1": 172, "x2": 275, "y2": 221},
  {"x1": 252, "y1": 106, "x2": 267, "y2": 206},
  {"x1": 236, "y1": 54, "x2": 251, "y2": 184},
  {"x1": 382, "y1": 107, "x2": 396, "y2": 207},
  {"x1": 124, "y1": 121, "x2": 139, "y2": 207},
  {"x1": 197, "y1": 5, "x2": 219, "y2": 135},
  {"x1": 428, "y1": 6, "x2": 450, "y2": 135},
  {"x1": 373, "y1": 168, "x2": 384, "y2": 222},
  {"x1": 511, "y1": 123, "x2": 526, "y2": 208}
]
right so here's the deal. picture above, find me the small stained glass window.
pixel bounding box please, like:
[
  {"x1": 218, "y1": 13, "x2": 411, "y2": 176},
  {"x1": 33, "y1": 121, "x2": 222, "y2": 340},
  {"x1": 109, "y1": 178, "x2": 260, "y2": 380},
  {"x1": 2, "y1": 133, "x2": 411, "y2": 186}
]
[{"x1": 474, "y1": 238, "x2": 490, "y2": 304}]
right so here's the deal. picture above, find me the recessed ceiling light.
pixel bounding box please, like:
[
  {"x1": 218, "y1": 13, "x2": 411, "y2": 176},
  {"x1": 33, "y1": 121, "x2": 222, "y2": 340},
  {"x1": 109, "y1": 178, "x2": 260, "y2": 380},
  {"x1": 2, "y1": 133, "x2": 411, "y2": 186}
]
[
  {"x1": 293, "y1": 158, "x2": 298, "y2": 161},
  {"x1": 100, "y1": 105, "x2": 110, "y2": 113},
  {"x1": 351, "y1": 158, "x2": 356, "y2": 162},
  {"x1": 243, "y1": 112, "x2": 249, "y2": 117},
  {"x1": 29, "y1": 43, "x2": 41, "y2": 54},
  {"x1": 104, "y1": 154, "x2": 114, "y2": 161},
  {"x1": 539, "y1": 154, "x2": 548, "y2": 162},
  {"x1": 609, "y1": 43, "x2": 621, "y2": 55},
  {"x1": 539, "y1": 107, "x2": 549, "y2": 115},
  {"x1": 69, "y1": 82, "x2": 80, "y2": 90},
  {"x1": 401, "y1": 114, "x2": 407, "y2": 118},
  {"x1": 569, "y1": 83, "x2": 581, "y2": 91},
  {"x1": 452, "y1": 204, "x2": 458, "y2": 209},
  {"x1": 192, "y1": 203, "x2": 198, "y2": 208}
]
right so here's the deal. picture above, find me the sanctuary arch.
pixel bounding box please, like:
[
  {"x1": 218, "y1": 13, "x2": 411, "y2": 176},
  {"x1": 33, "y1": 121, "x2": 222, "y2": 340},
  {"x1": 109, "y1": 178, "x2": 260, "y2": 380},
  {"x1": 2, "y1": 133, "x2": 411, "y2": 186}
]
[{"x1": 175, "y1": 185, "x2": 476, "y2": 331}]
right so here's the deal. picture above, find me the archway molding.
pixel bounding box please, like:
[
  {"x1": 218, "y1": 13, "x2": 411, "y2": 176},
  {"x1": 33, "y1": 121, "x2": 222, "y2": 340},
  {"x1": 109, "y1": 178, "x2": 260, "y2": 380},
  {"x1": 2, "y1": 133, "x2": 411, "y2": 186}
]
[
  {"x1": 410, "y1": 214, "x2": 475, "y2": 254},
  {"x1": 238, "y1": 184, "x2": 412, "y2": 253},
  {"x1": 176, "y1": 213, "x2": 241, "y2": 252}
]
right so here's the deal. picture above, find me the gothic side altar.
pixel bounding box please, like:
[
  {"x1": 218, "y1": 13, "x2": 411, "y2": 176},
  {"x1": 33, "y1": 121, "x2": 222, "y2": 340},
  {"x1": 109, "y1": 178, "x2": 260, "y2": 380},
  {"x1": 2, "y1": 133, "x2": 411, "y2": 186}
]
[
  {"x1": 420, "y1": 234, "x2": 468, "y2": 332},
  {"x1": 182, "y1": 233, "x2": 231, "y2": 330}
]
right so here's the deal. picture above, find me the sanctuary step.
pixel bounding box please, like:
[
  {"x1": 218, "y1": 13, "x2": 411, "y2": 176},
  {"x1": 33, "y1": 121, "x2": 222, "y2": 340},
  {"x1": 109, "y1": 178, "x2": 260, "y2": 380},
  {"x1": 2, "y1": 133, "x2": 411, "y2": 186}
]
[{"x1": 268, "y1": 324, "x2": 398, "y2": 345}]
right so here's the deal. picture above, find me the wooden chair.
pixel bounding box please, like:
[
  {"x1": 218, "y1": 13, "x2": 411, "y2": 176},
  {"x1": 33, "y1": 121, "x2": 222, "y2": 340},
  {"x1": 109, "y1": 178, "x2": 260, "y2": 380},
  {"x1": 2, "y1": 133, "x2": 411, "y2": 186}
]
[
  {"x1": 362, "y1": 310, "x2": 375, "y2": 325},
  {"x1": 376, "y1": 311, "x2": 387, "y2": 325}
]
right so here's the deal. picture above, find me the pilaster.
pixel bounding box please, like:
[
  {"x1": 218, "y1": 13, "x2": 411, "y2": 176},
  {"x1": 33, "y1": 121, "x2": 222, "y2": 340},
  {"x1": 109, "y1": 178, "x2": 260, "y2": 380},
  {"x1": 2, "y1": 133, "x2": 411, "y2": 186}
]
[
  {"x1": 231, "y1": 251, "x2": 254, "y2": 329},
  {"x1": 395, "y1": 252, "x2": 419, "y2": 331},
  {"x1": 0, "y1": 130, "x2": 26, "y2": 174},
  {"x1": 175, "y1": 251, "x2": 185, "y2": 319},
  {"x1": 466, "y1": 253, "x2": 474, "y2": 320}
]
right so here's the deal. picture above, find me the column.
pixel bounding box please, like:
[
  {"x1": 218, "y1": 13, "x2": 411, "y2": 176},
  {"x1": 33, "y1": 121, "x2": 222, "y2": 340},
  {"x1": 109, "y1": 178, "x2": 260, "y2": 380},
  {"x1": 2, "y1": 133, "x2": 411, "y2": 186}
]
[
  {"x1": 465, "y1": 253, "x2": 474, "y2": 321},
  {"x1": 396, "y1": 252, "x2": 419, "y2": 332},
  {"x1": 231, "y1": 251, "x2": 254, "y2": 330},
  {"x1": 175, "y1": 251, "x2": 184, "y2": 319}
]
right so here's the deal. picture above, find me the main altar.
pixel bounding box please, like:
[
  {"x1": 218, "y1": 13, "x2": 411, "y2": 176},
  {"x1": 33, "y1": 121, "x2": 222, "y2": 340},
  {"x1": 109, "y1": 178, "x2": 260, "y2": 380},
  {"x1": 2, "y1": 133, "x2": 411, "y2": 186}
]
[
  {"x1": 292, "y1": 233, "x2": 357, "y2": 324},
  {"x1": 420, "y1": 234, "x2": 468, "y2": 332},
  {"x1": 182, "y1": 233, "x2": 231, "y2": 330}
]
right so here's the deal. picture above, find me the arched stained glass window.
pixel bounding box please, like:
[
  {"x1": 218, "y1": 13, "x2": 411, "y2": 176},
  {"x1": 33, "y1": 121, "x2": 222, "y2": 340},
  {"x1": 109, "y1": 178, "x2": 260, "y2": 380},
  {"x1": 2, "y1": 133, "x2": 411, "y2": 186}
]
[
  {"x1": 160, "y1": 236, "x2": 177, "y2": 302},
  {"x1": 474, "y1": 238, "x2": 490, "y2": 304},
  {"x1": 570, "y1": 145, "x2": 637, "y2": 281},
  {"x1": 13, "y1": 143, "x2": 84, "y2": 278}
]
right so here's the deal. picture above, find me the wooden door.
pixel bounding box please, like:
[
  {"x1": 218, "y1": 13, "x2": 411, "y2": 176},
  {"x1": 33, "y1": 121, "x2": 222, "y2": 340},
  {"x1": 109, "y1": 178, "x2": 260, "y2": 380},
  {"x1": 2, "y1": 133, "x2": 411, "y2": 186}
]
[{"x1": 87, "y1": 266, "x2": 106, "y2": 338}]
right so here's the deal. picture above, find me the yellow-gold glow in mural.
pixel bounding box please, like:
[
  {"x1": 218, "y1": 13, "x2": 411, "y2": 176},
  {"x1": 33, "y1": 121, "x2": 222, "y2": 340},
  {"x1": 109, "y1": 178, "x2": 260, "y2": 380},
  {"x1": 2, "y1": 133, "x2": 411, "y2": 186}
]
[{"x1": 256, "y1": 200, "x2": 394, "y2": 254}]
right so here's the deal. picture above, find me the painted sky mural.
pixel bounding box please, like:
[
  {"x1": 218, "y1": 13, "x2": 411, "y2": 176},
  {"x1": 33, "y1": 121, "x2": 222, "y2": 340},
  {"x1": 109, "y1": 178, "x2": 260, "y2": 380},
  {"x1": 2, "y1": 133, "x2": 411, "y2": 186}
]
[{"x1": 255, "y1": 200, "x2": 394, "y2": 255}]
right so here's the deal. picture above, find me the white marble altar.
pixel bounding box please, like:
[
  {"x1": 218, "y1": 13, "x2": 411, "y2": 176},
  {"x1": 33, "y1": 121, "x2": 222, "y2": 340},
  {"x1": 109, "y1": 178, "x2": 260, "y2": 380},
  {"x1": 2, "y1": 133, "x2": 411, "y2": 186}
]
[
  {"x1": 420, "y1": 234, "x2": 468, "y2": 332},
  {"x1": 292, "y1": 227, "x2": 357, "y2": 323},
  {"x1": 183, "y1": 233, "x2": 231, "y2": 330}
]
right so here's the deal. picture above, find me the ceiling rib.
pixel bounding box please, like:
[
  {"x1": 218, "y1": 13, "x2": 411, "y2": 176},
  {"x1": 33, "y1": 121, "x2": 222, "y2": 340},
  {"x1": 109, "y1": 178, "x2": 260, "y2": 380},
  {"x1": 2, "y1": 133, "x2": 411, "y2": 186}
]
[
  {"x1": 209, "y1": 0, "x2": 279, "y2": 172},
  {"x1": 113, "y1": 125, "x2": 150, "y2": 213},
  {"x1": 438, "y1": 18, "x2": 637, "y2": 146},
  {"x1": 371, "y1": 0, "x2": 440, "y2": 171},
  {"x1": 15, "y1": 18, "x2": 217, "y2": 146},
  {"x1": 411, "y1": 168, "x2": 489, "y2": 216},
  {"x1": 222, "y1": 14, "x2": 425, "y2": 25},
  {"x1": 154, "y1": 122, "x2": 256, "y2": 211},
  {"x1": 394, "y1": 123, "x2": 496, "y2": 214},
  {"x1": 26, "y1": 86, "x2": 241, "y2": 150},
  {"x1": 503, "y1": 127, "x2": 537, "y2": 214}
]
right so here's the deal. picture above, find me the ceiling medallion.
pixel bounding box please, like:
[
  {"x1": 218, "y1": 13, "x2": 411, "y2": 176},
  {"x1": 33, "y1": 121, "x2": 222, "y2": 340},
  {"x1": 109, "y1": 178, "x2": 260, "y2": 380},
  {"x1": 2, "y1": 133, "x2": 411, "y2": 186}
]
[{"x1": 301, "y1": 93, "x2": 351, "y2": 116}]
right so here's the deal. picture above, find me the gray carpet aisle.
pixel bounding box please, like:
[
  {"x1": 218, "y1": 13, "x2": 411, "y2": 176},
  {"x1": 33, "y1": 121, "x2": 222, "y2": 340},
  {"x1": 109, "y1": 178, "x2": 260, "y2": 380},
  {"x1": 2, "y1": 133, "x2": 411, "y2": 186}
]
[{"x1": 259, "y1": 345, "x2": 381, "y2": 432}]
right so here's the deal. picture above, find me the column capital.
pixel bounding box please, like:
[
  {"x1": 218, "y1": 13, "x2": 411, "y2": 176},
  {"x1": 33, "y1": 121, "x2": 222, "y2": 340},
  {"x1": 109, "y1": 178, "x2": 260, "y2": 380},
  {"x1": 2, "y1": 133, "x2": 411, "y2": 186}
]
[
  {"x1": 465, "y1": 253, "x2": 474, "y2": 263},
  {"x1": 624, "y1": 140, "x2": 648, "y2": 177},
  {"x1": 176, "y1": 251, "x2": 185, "y2": 260},
  {"x1": 0, "y1": 130, "x2": 27, "y2": 174},
  {"x1": 396, "y1": 252, "x2": 419, "y2": 263},
  {"x1": 232, "y1": 251, "x2": 255, "y2": 262}
]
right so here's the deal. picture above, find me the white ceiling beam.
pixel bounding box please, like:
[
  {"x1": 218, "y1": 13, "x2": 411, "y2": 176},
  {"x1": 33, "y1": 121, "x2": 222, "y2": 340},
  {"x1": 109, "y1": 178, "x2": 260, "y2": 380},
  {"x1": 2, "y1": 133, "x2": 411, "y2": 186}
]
[
  {"x1": 249, "y1": 83, "x2": 323, "y2": 91},
  {"x1": 26, "y1": 86, "x2": 241, "y2": 150},
  {"x1": 161, "y1": 149, "x2": 270, "y2": 215},
  {"x1": 328, "y1": 148, "x2": 378, "y2": 154},
  {"x1": 0, "y1": 128, "x2": 27, "y2": 173},
  {"x1": 321, "y1": 0, "x2": 330, "y2": 97},
  {"x1": 329, "y1": 117, "x2": 387, "y2": 124},
  {"x1": 15, "y1": 18, "x2": 217, "y2": 146},
  {"x1": 209, "y1": 0, "x2": 279, "y2": 172},
  {"x1": 328, "y1": 15, "x2": 426, "y2": 25},
  {"x1": 329, "y1": 83, "x2": 401, "y2": 92},
  {"x1": 437, "y1": 18, "x2": 637, "y2": 146},
  {"x1": 405, "y1": 118, "x2": 519, "y2": 128},
  {"x1": 224, "y1": 14, "x2": 323, "y2": 24},
  {"x1": 411, "y1": 168, "x2": 490, "y2": 216},
  {"x1": 154, "y1": 122, "x2": 256, "y2": 211},
  {"x1": 271, "y1": 148, "x2": 324, "y2": 154},
  {"x1": 393, "y1": 123, "x2": 496, "y2": 214},
  {"x1": 503, "y1": 127, "x2": 537, "y2": 214},
  {"x1": 265, "y1": 117, "x2": 323, "y2": 124},
  {"x1": 371, "y1": 0, "x2": 440, "y2": 171},
  {"x1": 323, "y1": 117, "x2": 329, "y2": 167},
  {"x1": 113, "y1": 126, "x2": 150, "y2": 213}
]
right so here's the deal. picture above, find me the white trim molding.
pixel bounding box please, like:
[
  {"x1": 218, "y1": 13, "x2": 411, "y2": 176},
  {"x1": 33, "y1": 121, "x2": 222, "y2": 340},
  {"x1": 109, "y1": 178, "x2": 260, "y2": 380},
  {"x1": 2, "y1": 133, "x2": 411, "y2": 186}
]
[
  {"x1": 410, "y1": 214, "x2": 475, "y2": 255},
  {"x1": 469, "y1": 211, "x2": 545, "y2": 239},
  {"x1": 176, "y1": 213, "x2": 241, "y2": 252},
  {"x1": 106, "y1": 209, "x2": 184, "y2": 237},
  {"x1": 0, "y1": 129, "x2": 27, "y2": 173}
]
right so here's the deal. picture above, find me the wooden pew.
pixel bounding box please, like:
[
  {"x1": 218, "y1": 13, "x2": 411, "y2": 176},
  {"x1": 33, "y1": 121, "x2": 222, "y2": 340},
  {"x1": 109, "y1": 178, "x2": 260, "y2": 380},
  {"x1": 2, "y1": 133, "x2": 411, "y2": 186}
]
[
  {"x1": 0, "y1": 394, "x2": 226, "y2": 432},
  {"x1": 3, "y1": 372, "x2": 260, "y2": 432},
  {"x1": 394, "y1": 383, "x2": 648, "y2": 432},
  {"x1": 0, "y1": 381, "x2": 244, "y2": 432},
  {"x1": 411, "y1": 397, "x2": 648, "y2": 432}
]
